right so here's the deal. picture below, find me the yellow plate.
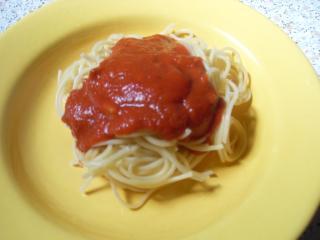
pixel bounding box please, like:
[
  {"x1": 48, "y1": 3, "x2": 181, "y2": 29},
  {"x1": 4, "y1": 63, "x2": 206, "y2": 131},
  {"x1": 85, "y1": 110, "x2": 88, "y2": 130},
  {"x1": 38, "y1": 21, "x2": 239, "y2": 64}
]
[{"x1": 0, "y1": 0, "x2": 319, "y2": 239}]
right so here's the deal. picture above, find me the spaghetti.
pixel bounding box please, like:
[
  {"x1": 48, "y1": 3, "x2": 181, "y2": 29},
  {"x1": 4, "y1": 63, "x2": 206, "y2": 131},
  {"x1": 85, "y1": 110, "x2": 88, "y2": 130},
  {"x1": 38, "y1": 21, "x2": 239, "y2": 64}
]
[{"x1": 56, "y1": 25, "x2": 251, "y2": 209}]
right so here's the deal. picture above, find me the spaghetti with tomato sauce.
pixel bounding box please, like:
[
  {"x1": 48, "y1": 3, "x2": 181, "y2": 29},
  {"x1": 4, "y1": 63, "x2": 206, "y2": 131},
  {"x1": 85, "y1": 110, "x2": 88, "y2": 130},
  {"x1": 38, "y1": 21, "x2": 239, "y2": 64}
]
[{"x1": 56, "y1": 26, "x2": 251, "y2": 209}]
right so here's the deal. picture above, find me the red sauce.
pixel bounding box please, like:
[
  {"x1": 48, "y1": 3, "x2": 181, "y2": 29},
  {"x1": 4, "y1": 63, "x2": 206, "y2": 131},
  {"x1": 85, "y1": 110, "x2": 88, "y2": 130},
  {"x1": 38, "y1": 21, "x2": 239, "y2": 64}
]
[{"x1": 62, "y1": 35, "x2": 224, "y2": 152}]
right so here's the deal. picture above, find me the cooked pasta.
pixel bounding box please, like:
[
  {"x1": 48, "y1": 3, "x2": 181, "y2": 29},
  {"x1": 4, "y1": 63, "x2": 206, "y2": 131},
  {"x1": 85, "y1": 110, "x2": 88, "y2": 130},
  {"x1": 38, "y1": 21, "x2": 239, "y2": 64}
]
[{"x1": 56, "y1": 25, "x2": 251, "y2": 209}]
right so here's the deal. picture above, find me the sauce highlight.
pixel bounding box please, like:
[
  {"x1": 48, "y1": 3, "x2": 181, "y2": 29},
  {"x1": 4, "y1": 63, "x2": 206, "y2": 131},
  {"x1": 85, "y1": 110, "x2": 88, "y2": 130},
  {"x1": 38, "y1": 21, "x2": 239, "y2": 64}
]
[{"x1": 62, "y1": 35, "x2": 223, "y2": 152}]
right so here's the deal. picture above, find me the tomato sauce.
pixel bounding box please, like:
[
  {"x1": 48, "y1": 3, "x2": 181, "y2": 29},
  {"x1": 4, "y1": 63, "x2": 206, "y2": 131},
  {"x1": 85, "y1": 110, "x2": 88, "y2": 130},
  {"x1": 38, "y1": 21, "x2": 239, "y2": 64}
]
[{"x1": 62, "y1": 34, "x2": 223, "y2": 152}]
